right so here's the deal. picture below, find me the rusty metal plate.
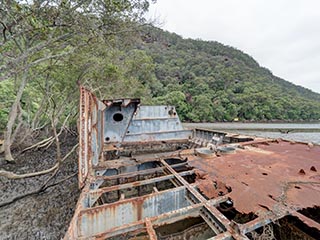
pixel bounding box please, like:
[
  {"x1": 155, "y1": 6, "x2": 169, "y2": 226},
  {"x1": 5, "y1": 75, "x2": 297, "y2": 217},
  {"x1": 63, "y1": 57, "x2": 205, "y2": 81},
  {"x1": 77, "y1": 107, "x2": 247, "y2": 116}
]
[{"x1": 189, "y1": 140, "x2": 320, "y2": 214}]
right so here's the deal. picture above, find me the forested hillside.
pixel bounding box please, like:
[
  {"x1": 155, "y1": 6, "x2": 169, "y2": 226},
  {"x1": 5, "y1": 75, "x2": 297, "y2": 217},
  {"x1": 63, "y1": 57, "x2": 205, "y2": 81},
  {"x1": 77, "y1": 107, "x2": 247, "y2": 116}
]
[
  {"x1": 1, "y1": 1, "x2": 320, "y2": 162},
  {"x1": 138, "y1": 26, "x2": 320, "y2": 122}
]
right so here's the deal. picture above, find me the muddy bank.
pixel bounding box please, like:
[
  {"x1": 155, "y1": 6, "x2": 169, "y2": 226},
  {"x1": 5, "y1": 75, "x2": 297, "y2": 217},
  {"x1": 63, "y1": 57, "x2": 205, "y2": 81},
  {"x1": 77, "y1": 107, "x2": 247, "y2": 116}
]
[{"x1": 0, "y1": 134, "x2": 80, "y2": 240}]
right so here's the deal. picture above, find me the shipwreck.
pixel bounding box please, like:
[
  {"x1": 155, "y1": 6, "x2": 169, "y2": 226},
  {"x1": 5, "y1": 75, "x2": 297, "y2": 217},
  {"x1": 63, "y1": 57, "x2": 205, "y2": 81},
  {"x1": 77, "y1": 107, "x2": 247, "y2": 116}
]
[{"x1": 65, "y1": 86, "x2": 320, "y2": 239}]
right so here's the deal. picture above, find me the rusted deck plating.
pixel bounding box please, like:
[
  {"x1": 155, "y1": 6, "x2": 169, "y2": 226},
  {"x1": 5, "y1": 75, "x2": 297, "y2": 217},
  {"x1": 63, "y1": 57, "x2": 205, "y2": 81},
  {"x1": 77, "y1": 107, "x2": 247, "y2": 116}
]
[{"x1": 65, "y1": 87, "x2": 320, "y2": 239}]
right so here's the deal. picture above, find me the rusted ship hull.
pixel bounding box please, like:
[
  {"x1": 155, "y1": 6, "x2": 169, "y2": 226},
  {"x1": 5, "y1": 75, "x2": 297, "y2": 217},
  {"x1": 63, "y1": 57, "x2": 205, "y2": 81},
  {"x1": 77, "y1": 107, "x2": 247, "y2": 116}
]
[{"x1": 65, "y1": 87, "x2": 320, "y2": 239}]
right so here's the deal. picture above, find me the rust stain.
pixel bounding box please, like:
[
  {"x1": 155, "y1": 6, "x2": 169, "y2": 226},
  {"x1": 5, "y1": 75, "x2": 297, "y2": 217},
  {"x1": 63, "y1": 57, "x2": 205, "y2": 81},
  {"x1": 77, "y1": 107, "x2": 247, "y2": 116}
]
[
  {"x1": 196, "y1": 178, "x2": 230, "y2": 199},
  {"x1": 132, "y1": 198, "x2": 144, "y2": 221}
]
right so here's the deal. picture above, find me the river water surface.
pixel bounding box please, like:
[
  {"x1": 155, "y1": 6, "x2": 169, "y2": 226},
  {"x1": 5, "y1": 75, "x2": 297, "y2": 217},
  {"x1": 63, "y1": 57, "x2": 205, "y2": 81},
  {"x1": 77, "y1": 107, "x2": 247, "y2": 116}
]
[{"x1": 183, "y1": 122, "x2": 320, "y2": 144}]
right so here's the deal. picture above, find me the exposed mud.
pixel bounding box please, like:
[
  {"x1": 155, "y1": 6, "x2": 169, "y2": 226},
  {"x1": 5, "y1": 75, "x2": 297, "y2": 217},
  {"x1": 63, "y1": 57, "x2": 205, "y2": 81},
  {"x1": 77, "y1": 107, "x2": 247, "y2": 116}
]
[{"x1": 0, "y1": 134, "x2": 80, "y2": 240}]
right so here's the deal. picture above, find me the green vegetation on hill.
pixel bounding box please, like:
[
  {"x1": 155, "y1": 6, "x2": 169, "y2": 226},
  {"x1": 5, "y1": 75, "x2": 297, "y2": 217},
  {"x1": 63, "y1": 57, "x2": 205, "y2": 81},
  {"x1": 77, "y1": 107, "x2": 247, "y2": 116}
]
[{"x1": 138, "y1": 27, "x2": 320, "y2": 122}]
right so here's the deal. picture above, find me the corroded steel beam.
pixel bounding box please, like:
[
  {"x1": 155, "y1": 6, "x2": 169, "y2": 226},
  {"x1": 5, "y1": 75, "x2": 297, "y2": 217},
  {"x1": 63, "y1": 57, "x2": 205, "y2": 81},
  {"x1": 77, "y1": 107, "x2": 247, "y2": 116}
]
[
  {"x1": 292, "y1": 212, "x2": 320, "y2": 230},
  {"x1": 88, "y1": 170, "x2": 195, "y2": 206}
]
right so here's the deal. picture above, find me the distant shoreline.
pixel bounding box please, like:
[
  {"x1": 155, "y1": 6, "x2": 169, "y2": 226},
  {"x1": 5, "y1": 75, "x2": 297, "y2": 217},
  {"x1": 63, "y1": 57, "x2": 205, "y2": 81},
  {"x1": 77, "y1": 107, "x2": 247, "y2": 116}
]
[
  {"x1": 182, "y1": 122, "x2": 320, "y2": 132},
  {"x1": 182, "y1": 120, "x2": 320, "y2": 124},
  {"x1": 182, "y1": 122, "x2": 320, "y2": 144}
]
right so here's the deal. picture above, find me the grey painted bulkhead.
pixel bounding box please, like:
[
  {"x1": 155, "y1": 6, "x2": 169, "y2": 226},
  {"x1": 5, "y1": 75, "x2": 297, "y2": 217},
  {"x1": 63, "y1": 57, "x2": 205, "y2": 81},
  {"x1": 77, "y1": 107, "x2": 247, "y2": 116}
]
[
  {"x1": 79, "y1": 187, "x2": 190, "y2": 237},
  {"x1": 104, "y1": 103, "x2": 192, "y2": 144}
]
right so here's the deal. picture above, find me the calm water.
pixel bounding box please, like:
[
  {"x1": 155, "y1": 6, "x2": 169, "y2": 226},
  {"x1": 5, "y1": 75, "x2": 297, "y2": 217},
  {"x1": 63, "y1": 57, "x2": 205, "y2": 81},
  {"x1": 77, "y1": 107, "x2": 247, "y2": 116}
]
[{"x1": 183, "y1": 122, "x2": 320, "y2": 144}]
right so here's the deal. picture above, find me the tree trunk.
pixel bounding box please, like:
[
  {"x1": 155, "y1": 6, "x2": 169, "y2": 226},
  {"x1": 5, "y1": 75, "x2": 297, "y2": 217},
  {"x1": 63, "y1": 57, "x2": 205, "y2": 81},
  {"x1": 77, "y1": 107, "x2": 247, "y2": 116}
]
[{"x1": 3, "y1": 68, "x2": 29, "y2": 162}]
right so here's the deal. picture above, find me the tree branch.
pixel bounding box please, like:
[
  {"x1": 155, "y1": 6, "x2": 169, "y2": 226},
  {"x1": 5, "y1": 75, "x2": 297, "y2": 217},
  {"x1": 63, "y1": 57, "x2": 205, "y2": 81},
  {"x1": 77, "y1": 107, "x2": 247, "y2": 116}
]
[
  {"x1": 0, "y1": 163, "x2": 59, "y2": 179},
  {"x1": 0, "y1": 172, "x2": 77, "y2": 208},
  {"x1": 28, "y1": 49, "x2": 74, "y2": 68},
  {"x1": 0, "y1": 143, "x2": 78, "y2": 179}
]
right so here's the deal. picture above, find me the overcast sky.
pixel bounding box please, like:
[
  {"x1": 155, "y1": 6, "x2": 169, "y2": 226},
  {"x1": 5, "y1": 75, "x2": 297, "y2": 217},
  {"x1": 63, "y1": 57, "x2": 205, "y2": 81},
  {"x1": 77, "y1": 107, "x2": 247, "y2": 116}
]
[{"x1": 147, "y1": 0, "x2": 320, "y2": 94}]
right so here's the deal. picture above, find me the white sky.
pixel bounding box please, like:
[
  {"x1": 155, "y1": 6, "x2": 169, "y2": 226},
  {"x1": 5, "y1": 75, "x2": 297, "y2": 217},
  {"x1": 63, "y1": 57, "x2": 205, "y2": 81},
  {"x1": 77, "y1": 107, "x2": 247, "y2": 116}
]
[{"x1": 147, "y1": 0, "x2": 320, "y2": 93}]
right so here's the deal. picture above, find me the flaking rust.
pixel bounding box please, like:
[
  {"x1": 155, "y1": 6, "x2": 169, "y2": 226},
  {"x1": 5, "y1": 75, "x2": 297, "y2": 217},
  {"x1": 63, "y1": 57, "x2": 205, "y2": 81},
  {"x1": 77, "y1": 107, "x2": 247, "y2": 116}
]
[{"x1": 65, "y1": 86, "x2": 320, "y2": 240}]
